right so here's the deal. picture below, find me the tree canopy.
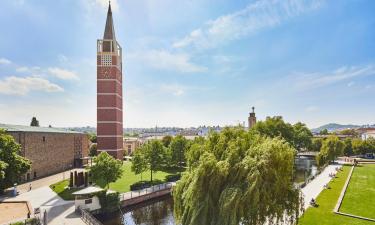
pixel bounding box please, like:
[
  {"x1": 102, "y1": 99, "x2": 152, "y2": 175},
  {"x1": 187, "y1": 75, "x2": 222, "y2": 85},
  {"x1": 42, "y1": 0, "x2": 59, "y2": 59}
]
[
  {"x1": 30, "y1": 117, "x2": 39, "y2": 127},
  {"x1": 251, "y1": 116, "x2": 312, "y2": 151},
  {"x1": 173, "y1": 127, "x2": 301, "y2": 225},
  {"x1": 316, "y1": 136, "x2": 345, "y2": 166},
  {"x1": 90, "y1": 152, "x2": 123, "y2": 188},
  {"x1": 0, "y1": 129, "x2": 31, "y2": 193}
]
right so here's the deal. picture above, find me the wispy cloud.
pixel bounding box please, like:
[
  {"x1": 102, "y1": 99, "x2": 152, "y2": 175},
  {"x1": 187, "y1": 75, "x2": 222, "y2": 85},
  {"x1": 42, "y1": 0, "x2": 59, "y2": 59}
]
[
  {"x1": 173, "y1": 0, "x2": 324, "y2": 49},
  {"x1": 48, "y1": 67, "x2": 79, "y2": 80},
  {"x1": 293, "y1": 64, "x2": 375, "y2": 90},
  {"x1": 82, "y1": 0, "x2": 119, "y2": 12},
  {"x1": 0, "y1": 76, "x2": 64, "y2": 96},
  {"x1": 128, "y1": 50, "x2": 207, "y2": 73},
  {"x1": 16, "y1": 66, "x2": 41, "y2": 73},
  {"x1": 0, "y1": 57, "x2": 11, "y2": 65}
]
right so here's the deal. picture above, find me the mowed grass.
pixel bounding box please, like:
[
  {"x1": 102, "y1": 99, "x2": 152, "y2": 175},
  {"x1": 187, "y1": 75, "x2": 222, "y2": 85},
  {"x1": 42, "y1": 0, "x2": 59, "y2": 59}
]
[
  {"x1": 99, "y1": 161, "x2": 179, "y2": 193},
  {"x1": 298, "y1": 165, "x2": 374, "y2": 225},
  {"x1": 49, "y1": 180, "x2": 82, "y2": 201},
  {"x1": 340, "y1": 164, "x2": 375, "y2": 219}
]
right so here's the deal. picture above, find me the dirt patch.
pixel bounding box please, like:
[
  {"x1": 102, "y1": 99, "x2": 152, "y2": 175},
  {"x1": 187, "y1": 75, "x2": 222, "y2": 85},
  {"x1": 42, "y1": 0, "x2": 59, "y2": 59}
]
[{"x1": 0, "y1": 201, "x2": 31, "y2": 224}]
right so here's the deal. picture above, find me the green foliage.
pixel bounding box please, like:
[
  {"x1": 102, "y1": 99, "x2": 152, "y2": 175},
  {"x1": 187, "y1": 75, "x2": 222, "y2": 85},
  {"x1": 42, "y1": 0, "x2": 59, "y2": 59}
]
[
  {"x1": 169, "y1": 135, "x2": 189, "y2": 168},
  {"x1": 0, "y1": 129, "x2": 31, "y2": 193},
  {"x1": 173, "y1": 127, "x2": 301, "y2": 225},
  {"x1": 319, "y1": 129, "x2": 329, "y2": 135},
  {"x1": 97, "y1": 191, "x2": 120, "y2": 214},
  {"x1": 352, "y1": 138, "x2": 375, "y2": 155},
  {"x1": 89, "y1": 143, "x2": 97, "y2": 157},
  {"x1": 90, "y1": 152, "x2": 123, "y2": 189},
  {"x1": 162, "y1": 135, "x2": 173, "y2": 147},
  {"x1": 293, "y1": 122, "x2": 313, "y2": 151},
  {"x1": 311, "y1": 138, "x2": 323, "y2": 152},
  {"x1": 88, "y1": 133, "x2": 97, "y2": 143},
  {"x1": 131, "y1": 140, "x2": 167, "y2": 183},
  {"x1": 252, "y1": 117, "x2": 312, "y2": 151},
  {"x1": 316, "y1": 136, "x2": 345, "y2": 166},
  {"x1": 131, "y1": 146, "x2": 148, "y2": 179},
  {"x1": 343, "y1": 138, "x2": 353, "y2": 156},
  {"x1": 30, "y1": 117, "x2": 39, "y2": 127},
  {"x1": 339, "y1": 129, "x2": 358, "y2": 136}
]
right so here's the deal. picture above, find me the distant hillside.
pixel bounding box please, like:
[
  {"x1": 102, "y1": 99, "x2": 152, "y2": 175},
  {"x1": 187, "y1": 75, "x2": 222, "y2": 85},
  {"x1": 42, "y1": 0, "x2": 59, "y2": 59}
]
[{"x1": 312, "y1": 123, "x2": 361, "y2": 133}]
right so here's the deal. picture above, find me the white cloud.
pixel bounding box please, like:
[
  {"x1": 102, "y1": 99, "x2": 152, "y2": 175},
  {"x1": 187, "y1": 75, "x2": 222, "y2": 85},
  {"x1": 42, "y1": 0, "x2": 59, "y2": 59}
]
[
  {"x1": 173, "y1": 0, "x2": 324, "y2": 49},
  {"x1": 0, "y1": 58, "x2": 11, "y2": 65},
  {"x1": 0, "y1": 76, "x2": 64, "y2": 96},
  {"x1": 48, "y1": 67, "x2": 79, "y2": 80},
  {"x1": 128, "y1": 50, "x2": 207, "y2": 73},
  {"x1": 16, "y1": 66, "x2": 41, "y2": 73},
  {"x1": 293, "y1": 64, "x2": 375, "y2": 90}
]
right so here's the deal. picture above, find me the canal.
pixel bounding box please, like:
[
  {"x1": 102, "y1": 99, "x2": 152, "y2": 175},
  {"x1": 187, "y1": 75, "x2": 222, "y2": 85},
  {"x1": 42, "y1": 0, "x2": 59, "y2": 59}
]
[{"x1": 99, "y1": 157, "x2": 317, "y2": 225}]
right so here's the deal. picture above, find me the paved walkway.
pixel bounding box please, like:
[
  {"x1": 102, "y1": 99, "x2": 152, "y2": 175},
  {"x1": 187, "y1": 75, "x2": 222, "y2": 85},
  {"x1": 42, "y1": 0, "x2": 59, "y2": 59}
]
[
  {"x1": 3, "y1": 186, "x2": 84, "y2": 225},
  {"x1": 301, "y1": 164, "x2": 342, "y2": 209},
  {"x1": 13, "y1": 169, "x2": 85, "y2": 195}
]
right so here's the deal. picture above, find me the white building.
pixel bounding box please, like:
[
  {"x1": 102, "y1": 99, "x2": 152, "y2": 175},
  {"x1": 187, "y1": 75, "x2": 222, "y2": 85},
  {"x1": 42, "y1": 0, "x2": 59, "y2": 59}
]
[{"x1": 361, "y1": 131, "x2": 375, "y2": 140}]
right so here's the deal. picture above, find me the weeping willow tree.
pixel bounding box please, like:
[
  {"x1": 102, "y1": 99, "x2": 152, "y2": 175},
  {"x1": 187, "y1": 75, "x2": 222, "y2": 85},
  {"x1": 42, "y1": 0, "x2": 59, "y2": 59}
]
[{"x1": 173, "y1": 127, "x2": 303, "y2": 225}]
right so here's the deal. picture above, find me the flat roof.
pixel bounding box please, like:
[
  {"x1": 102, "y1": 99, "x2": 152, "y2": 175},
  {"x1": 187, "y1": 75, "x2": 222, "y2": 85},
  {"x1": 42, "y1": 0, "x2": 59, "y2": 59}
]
[{"x1": 0, "y1": 123, "x2": 82, "y2": 134}]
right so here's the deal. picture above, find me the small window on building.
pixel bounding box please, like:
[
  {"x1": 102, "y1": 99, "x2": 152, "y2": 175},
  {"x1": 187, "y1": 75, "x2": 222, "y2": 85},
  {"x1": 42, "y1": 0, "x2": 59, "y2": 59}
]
[
  {"x1": 85, "y1": 199, "x2": 93, "y2": 204},
  {"x1": 42, "y1": 136, "x2": 46, "y2": 142},
  {"x1": 33, "y1": 171, "x2": 37, "y2": 179}
]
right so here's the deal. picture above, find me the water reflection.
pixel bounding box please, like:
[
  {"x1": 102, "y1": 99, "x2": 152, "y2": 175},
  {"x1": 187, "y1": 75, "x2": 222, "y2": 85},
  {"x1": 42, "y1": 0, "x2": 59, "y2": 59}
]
[
  {"x1": 101, "y1": 196, "x2": 176, "y2": 225},
  {"x1": 294, "y1": 156, "x2": 318, "y2": 183}
]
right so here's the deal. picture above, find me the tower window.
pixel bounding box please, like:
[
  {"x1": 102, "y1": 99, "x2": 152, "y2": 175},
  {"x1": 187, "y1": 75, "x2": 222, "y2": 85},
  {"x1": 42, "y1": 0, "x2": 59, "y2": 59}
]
[
  {"x1": 43, "y1": 136, "x2": 46, "y2": 142},
  {"x1": 101, "y1": 54, "x2": 112, "y2": 66}
]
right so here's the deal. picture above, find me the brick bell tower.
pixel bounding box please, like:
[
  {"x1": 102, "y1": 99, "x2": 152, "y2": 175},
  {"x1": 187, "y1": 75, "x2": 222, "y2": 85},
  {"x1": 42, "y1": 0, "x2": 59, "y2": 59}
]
[{"x1": 97, "y1": 2, "x2": 124, "y2": 159}]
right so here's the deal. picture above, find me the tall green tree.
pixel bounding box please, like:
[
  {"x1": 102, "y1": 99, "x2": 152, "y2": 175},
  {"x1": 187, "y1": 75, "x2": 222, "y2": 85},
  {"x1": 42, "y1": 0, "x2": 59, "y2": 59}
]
[
  {"x1": 252, "y1": 116, "x2": 295, "y2": 144},
  {"x1": 352, "y1": 138, "x2": 366, "y2": 155},
  {"x1": 169, "y1": 135, "x2": 188, "y2": 170},
  {"x1": 173, "y1": 127, "x2": 301, "y2": 225},
  {"x1": 311, "y1": 138, "x2": 323, "y2": 152},
  {"x1": 144, "y1": 140, "x2": 166, "y2": 183},
  {"x1": 30, "y1": 117, "x2": 39, "y2": 127},
  {"x1": 90, "y1": 152, "x2": 123, "y2": 189},
  {"x1": 89, "y1": 143, "x2": 97, "y2": 157},
  {"x1": 316, "y1": 136, "x2": 345, "y2": 166},
  {"x1": 292, "y1": 122, "x2": 313, "y2": 151},
  {"x1": 162, "y1": 135, "x2": 173, "y2": 147},
  {"x1": 343, "y1": 138, "x2": 354, "y2": 156},
  {"x1": 0, "y1": 130, "x2": 31, "y2": 193},
  {"x1": 131, "y1": 146, "x2": 148, "y2": 181}
]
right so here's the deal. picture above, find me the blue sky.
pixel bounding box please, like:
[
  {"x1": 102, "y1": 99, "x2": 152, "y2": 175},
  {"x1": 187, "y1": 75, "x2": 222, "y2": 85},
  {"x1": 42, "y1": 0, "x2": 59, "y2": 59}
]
[{"x1": 0, "y1": 0, "x2": 374, "y2": 128}]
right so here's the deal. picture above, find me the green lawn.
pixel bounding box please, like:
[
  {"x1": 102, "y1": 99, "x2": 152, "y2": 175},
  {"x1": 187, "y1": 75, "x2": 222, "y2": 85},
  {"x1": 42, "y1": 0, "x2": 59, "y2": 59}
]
[
  {"x1": 340, "y1": 164, "x2": 375, "y2": 219},
  {"x1": 49, "y1": 180, "x2": 83, "y2": 201},
  {"x1": 97, "y1": 161, "x2": 180, "y2": 193},
  {"x1": 298, "y1": 165, "x2": 374, "y2": 225}
]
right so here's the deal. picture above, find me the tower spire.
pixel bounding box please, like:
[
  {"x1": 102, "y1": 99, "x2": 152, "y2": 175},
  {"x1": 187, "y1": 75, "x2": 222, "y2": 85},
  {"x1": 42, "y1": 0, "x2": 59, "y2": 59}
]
[{"x1": 103, "y1": 0, "x2": 116, "y2": 40}]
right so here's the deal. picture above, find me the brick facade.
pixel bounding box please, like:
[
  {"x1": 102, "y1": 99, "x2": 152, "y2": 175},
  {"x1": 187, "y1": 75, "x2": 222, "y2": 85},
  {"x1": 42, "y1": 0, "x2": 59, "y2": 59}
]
[
  {"x1": 8, "y1": 131, "x2": 89, "y2": 181},
  {"x1": 97, "y1": 3, "x2": 124, "y2": 159}
]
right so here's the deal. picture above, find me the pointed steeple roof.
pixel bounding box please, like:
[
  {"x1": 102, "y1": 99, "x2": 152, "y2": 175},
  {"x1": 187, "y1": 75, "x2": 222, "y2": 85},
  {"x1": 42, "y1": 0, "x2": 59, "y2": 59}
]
[{"x1": 103, "y1": 1, "x2": 116, "y2": 40}]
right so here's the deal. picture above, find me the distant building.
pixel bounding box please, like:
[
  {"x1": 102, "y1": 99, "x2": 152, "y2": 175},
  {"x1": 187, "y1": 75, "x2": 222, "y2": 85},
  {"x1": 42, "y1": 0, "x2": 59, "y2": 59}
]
[
  {"x1": 361, "y1": 131, "x2": 375, "y2": 140},
  {"x1": 0, "y1": 124, "x2": 89, "y2": 181},
  {"x1": 97, "y1": 2, "x2": 124, "y2": 159},
  {"x1": 248, "y1": 107, "x2": 257, "y2": 129},
  {"x1": 123, "y1": 137, "x2": 142, "y2": 155}
]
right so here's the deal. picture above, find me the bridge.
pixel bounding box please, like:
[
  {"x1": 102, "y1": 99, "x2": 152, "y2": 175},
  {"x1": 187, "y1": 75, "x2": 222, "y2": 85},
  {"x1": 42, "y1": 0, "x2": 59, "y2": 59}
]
[
  {"x1": 297, "y1": 151, "x2": 318, "y2": 157},
  {"x1": 119, "y1": 182, "x2": 175, "y2": 208}
]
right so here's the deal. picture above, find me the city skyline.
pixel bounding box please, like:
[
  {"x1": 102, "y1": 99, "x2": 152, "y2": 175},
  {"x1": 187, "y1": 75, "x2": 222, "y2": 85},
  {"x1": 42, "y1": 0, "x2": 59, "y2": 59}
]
[{"x1": 1, "y1": 0, "x2": 375, "y2": 128}]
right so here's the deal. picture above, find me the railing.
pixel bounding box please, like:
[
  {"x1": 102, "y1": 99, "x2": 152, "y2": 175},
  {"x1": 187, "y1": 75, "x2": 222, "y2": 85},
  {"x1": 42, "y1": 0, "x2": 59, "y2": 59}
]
[
  {"x1": 79, "y1": 208, "x2": 103, "y2": 225},
  {"x1": 119, "y1": 182, "x2": 174, "y2": 202}
]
